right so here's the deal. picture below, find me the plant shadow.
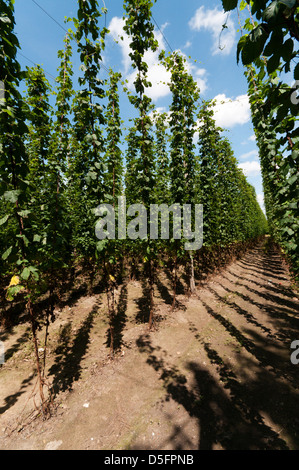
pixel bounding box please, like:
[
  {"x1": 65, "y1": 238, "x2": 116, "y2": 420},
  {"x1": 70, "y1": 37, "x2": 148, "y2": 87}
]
[
  {"x1": 48, "y1": 299, "x2": 101, "y2": 396},
  {"x1": 134, "y1": 331, "x2": 295, "y2": 450}
]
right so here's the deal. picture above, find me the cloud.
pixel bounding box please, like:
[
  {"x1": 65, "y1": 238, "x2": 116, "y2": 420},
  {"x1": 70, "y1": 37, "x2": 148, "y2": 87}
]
[
  {"x1": 108, "y1": 16, "x2": 132, "y2": 74},
  {"x1": 160, "y1": 22, "x2": 170, "y2": 31},
  {"x1": 257, "y1": 193, "x2": 265, "y2": 213},
  {"x1": 212, "y1": 94, "x2": 251, "y2": 128},
  {"x1": 108, "y1": 17, "x2": 170, "y2": 100},
  {"x1": 238, "y1": 150, "x2": 259, "y2": 161},
  {"x1": 189, "y1": 6, "x2": 236, "y2": 56},
  {"x1": 183, "y1": 40, "x2": 192, "y2": 50},
  {"x1": 107, "y1": 17, "x2": 208, "y2": 101},
  {"x1": 242, "y1": 134, "x2": 256, "y2": 145},
  {"x1": 151, "y1": 106, "x2": 168, "y2": 115},
  {"x1": 238, "y1": 161, "x2": 261, "y2": 177},
  {"x1": 126, "y1": 49, "x2": 171, "y2": 101},
  {"x1": 185, "y1": 60, "x2": 208, "y2": 94},
  {"x1": 149, "y1": 107, "x2": 171, "y2": 123}
]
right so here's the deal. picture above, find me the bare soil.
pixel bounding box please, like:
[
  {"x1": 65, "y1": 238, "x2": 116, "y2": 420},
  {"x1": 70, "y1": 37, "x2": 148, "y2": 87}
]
[{"x1": 0, "y1": 241, "x2": 299, "y2": 450}]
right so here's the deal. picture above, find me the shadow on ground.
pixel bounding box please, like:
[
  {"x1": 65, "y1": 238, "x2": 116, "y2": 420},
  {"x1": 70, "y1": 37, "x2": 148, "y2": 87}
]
[
  {"x1": 131, "y1": 244, "x2": 299, "y2": 450},
  {"x1": 48, "y1": 299, "x2": 101, "y2": 396},
  {"x1": 134, "y1": 329, "x2": 297, "y2": 450}
]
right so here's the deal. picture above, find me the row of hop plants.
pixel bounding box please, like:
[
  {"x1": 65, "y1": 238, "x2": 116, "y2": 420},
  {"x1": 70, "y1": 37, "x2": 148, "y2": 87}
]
[
  {"x1": 0, "y1": 0, "x2": 267, "y2": 416},
  {"x1": 221, "y1": 0, "x2": 298, "y2": 281}
]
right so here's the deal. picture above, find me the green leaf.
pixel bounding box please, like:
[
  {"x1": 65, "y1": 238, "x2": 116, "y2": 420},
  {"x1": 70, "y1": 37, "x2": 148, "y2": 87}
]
[
  {"x1": 0, "y1": 15, "x2": 11, "y2": 24},
  {"x1": 291, "y1": 150, "x2": 298, "y2": 161},
  {"x1": 29, "y1": 266, "x2": 39, "y2": 281},
  {"x1": 278, "y1": 0, "x2": 296, "y2": 8},
  {"x1": 263, "y1": 1, "x2": 280, "y2": 22},
  {"x1": 264, "y1": 31, "x2": 284, "y2": 57},
  {"x1": 2, "y1": 246, "x2": 13, "y2": 260},
  {"x1": 96, "y1": 240, "x2": 108, "y2": 253},
  {"x1": 6, "y1": 284, "x2": 24, "y2": 302},
  {"x1": 21, "y1": 267, "x2": 31, "y2": 281},
  {"x1": 237, "y1": 36, "x2": 247, "y2": 64},
  {"x1": 3, "y1": 190, "x2": 21, "y2": 203},
  {"x1": 286, "y1": 227, "x2": 295, "y2": 236},
  {"x1": 287, "y1": 174, "x2": 297, "y2": 186},
  {"x1": 267, "y1": 53, "x2": 281, "y2": 74},
  {"x1": 239, "y1": 26, "x2": 268, "y2": 65},
  {"x1": 221, "y1": 0, "x2": 238, "y2": 11},
  {"x1": 281, "y1": 38, "x2": 294, "y2": 62},
  {"x1": 17, "y1": 210, "x2": 31, "y2": 218},
  {"x1": 0, "y1": 214, "x2": 9, "y2": 226}
]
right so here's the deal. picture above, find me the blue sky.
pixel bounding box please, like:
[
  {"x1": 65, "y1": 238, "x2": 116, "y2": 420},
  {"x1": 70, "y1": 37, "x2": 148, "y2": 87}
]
[{"x1": 14, "y1": 0, "x2": 264, "y2": 210}]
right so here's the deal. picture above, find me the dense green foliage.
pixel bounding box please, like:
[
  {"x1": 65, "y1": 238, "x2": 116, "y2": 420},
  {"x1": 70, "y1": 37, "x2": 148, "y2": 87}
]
[
  {"x1": 222, "y1": 0, "x2": 298, "y2": 76},
  {"x1": 1, "y1": 0, "x2": 270, "y2": 410},
  {"x1": 197, "y1": 101, "x2": 267, "y2": 248},
  {"x1": 222, "y1": 0, "x2": 298, "y2": 280}
]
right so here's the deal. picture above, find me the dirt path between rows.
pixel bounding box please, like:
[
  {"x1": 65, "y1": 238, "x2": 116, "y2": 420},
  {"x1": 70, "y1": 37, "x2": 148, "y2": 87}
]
[{"x1": 0, "y1": 241, "x2": 299, "y2": 450}]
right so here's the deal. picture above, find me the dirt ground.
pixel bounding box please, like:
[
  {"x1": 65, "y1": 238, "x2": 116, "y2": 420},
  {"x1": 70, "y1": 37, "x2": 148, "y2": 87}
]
[{"x1": 0, "y1": 241, "x2": 299, "y2": 450}]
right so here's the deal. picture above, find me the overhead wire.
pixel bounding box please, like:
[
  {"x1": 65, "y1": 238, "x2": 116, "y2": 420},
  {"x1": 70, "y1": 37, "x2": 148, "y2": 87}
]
[
  {"x1": 31, "y1": 0, "x2": 68, "y2": 34},
  {"x1": 26, "y1": 2, "x2": 250, "y2": 107},
  {"x1": 151, "y1": 15, "x2": 250, "y2": 107},
  {"x1": 152, "y1": 14, "x2": 174, "y2": 54},
  {"x1": 17, "y1": 51, "x2": 57, "y2": 82},
  {"x1": 31, "y1": 0, "x2": 111, "y2": 78}
]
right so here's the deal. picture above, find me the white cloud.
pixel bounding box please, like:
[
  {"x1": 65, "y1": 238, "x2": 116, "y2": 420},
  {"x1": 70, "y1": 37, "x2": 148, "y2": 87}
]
[
  {"x1": 160, "y1": 22, "x2": 170, "y2": 32},
  {"x1": 189, "y1": 6, "x2": 236, "y2": 56},
  {"x1": 242, "y1": 134, "x2": 256, "y2": 145},
  {"x1": 183, "y1": 40, "x2": 192, "y2": 49},
  {"x1": 149, "y1": 107, "x2": 171, "y2": 123},
  {"x1": 127, "y1": 46, "x2": 208, "y2": 101},
  {"x1": 238, "y1": 161, "x2": 261, "y2": 177},
  {"x1": 153, "y1": 106, "x2": 168, "y2": 114},
  {"x1": 108, "y1": 17, "x2": 208, "y2": 102},
  {"x1": 185, "y1": 60, "x2": 208, "y2": 94},
  {"x1": 108, "y1": 17, "x2": 170, "y2": 101},
  {"x1": 108, "y1": 16, "x2": 132, "y2": 74},
  {"x1": 213, "y1": 94, "x2": 251, "y2": 128},
  {"x1": 126, "y1": 48, "x2": 171, "y2": 101},
  {"x1": 257, "y1": 193, "x2": 265, "y2": 213},
  {"x1": 238, "y1": 150, "x2": 259, "y2": 161}
]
